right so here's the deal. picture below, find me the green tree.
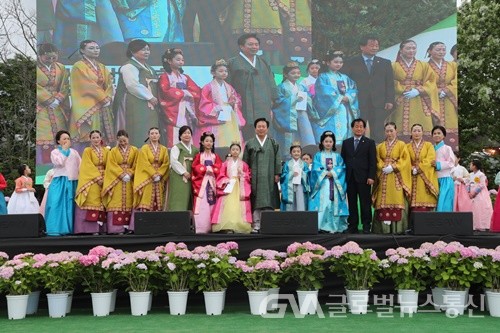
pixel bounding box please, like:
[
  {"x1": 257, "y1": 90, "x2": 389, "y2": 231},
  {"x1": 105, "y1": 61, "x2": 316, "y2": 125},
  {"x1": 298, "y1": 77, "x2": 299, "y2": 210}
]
[
  {"x1": 0, "y1": 55, "x2": 36, "y2": 195},
  {"x1": 458, "y1": 0, "x2": 500, "y2": 184}
]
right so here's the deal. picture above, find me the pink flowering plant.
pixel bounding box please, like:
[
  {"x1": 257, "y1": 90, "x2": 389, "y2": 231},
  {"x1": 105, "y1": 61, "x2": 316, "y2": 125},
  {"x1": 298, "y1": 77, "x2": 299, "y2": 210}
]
[
  {"x1": 113, "y1": 250, "x2": 162, "y2": 292},
  {"x1": 236, "y1": 250, "x2": 282, "y2": 291},
  {"x1": 0, "y1": 252, "x2": 38, "y2": 295},
  {"x1": 380, "y1": 247, "x2": 430, "y2": 291},
  {"x1": 79, "y1": 246, "x2": 120, "y2": 293},
  {"x1": 156, "y1": 242, "x2": 197, "y2": 291},
  {"x1": 280, "y1": 242, "x2": 326, "y2": 291},
  {"x1": 324, "y1": 242, "x2": 382, "y2": 290},
  {"x1": 0, "y1": 252, "x2": 8, "y2": 266},
  {"x1": 426, "y1": 242, "x2": 483, "y2": 290},
  {"x1": 34, "y1": 251, "x2": 82, "y2": 293},
  {"x1": 193, "y1": 242, "x2": 239, "y2": 292},
  {"x1": 471, "y1": 248, "x2": 500, "y2": 291}
]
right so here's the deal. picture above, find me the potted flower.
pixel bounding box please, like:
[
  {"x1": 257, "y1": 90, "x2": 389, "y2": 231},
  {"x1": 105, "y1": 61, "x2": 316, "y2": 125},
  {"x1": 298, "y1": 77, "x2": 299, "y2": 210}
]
[
  {"x1": 427, "y1": 242, "x2": 483, "y2": 315},
  {"x1": 34, "y1": 251, "x2": 82, "y2": 317},
  {"x1": 157, "y1": 242, "x2": 196, "y2": 315},
  {"x1": 281, "y1": 242, "x2": 326, "y2": 315},
  {"x1": 324, "y1": 241, "x2": 381, "y2": 314},
  {"x1": 381, "y1": 247, "x2": 431, "y2": 314},
  {"x1": 192, "y1": 242, "x2": 239, "y2": 315},
  {"x1": 236, "y1": 256, "x2": 281, "y2": 315},
  {"x1": 0, "y1": 256, "x2": 34, "y2": 319},
  {"x1": 79, "y1": 245, "x2": 119, "y2": 317},
  {"x1": 113, "y1": 250, "x2": 161, "y2": 316},
  {"x1": 476, "y1": 247, "x2": 500, "y2": 317}
]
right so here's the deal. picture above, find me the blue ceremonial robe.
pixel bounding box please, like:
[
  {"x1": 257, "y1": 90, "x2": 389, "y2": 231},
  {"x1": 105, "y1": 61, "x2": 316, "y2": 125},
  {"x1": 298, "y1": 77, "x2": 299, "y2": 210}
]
[{"x1": 280, "y1": 158, "x2": 310, "y2": 211}]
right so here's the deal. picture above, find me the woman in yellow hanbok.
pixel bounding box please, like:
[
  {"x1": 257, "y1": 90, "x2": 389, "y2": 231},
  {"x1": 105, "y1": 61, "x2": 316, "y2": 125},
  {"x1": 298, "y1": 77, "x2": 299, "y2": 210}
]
[
  {"x1": 133, "y1": 128, "x2": 170, "y2": 211},
  {"x1": 36, "y1": 43, "x2": 69, "y2": 164},
  {"x1": 74, "y1": 130, "x2": 108, "y2": 234},
  {"x1": 389, "y1": 40, "x2": 439, "y2": 143},
  {"x1": 102, "y1": 130, "x2": 139, "y2": 234},
  {"x1": 406, "y1": 124, "x2": 439, "y2": 213},
  {"x1": 70, "y1": 40, "x2": 115, "y2": 149},
  {"x1": 372, "y1": 123, "x2": 411, "y2": 234}
]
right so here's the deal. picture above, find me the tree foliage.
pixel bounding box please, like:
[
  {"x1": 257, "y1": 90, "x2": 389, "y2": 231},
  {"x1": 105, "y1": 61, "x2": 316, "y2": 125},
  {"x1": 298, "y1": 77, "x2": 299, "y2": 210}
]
[
  {"x1": 312, "y1": 0, "x2": 456, "y2": 57},
  {"x1": 458, "y1": 0, "x2": 500, "y2": 183}
]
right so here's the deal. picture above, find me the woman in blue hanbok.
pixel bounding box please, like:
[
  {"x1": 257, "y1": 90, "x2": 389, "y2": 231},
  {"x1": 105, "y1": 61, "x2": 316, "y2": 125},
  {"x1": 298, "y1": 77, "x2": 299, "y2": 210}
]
[
  {"x1": 312, "y1": 51, "x2": 359, "y2": 145},
  {"x1": 308, "y1": 131, "x2": 348, "y2": 233}
]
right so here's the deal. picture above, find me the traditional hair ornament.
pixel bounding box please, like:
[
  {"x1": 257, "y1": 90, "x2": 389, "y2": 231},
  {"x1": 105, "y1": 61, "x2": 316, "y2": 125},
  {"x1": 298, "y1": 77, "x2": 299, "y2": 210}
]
[
  {"x1": 215, "y1": 59, "x2": 227, "y2": 66},
  {"x1": 326, "y1": 50, "x2": 344, "y2": 58},
  {"x1": 291, "y1": 141, "x2": 302, "y2": 148},
  {"x1": 286, "y1": 61, "x2": 299, "y2": 68},
  {"x1": 324, "y1": 131, "x2": 334, "y2": 135},
  {"x1": 231, "y1": 140, "x2": 241, "y2": 145},
  {"x1": 310, "y1": 59, "x2": 320, "y2": 64}
]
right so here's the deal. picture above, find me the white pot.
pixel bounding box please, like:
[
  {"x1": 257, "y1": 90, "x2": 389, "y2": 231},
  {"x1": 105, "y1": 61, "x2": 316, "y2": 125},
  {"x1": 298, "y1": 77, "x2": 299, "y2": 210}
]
[
  {"x1": 486, "y1": 290, "x2": 500, "y2": 317},
  {"x1": 346, "y1": 289, "x2": 369, "y2": 314},
  {"x1": 148, "y1": 292, "x2": 153, "y2": 312},
  {"x1": 26, "y1": 291, "x2": 40, "y2": 315},
  {"x1": 63, "y1": 290, "x2": 74, "y2": 314},
  {"x1": 167, "y1": 290, "x2": 189, "y2": 315},
  {"x1": 297, "y1": 290, "x2": 319, "y2": 315},
  {"x1": 6, "y1": 294, "x2": 29, "y2": 320},
  {"x1": 47, "y1": 293, "x2": 69, "y2": 318},
  {"x1": 267, "y1": 287, "x2": 280, "y2": 312},
  {"x1": 203, "y1": 291, "x2": 225, "y2": 315},
  {"x1": 397, "y1": 289, "x2": 418, "y2": 314},
  {"x1": 222, "y1": 288, "x2": 226, "y2": 311},
  {"x1": 110, "y1": 289, "x2": 118, "y2": 312},
  {"x1": 91, "y1": 292, "x2": 113, "y2": 317},
  {"x1": 443, "y1": 289, "x2": 467, "y2": 316},
  {"x1": 129, "y1": 291, "x2": 151, "y2": 316},
  {"x1": 247, "y1": 290, "x2": 268, "y2": 315},
  {"x1": 431, "y1": 287, "x2": 445, "y2": 311}
]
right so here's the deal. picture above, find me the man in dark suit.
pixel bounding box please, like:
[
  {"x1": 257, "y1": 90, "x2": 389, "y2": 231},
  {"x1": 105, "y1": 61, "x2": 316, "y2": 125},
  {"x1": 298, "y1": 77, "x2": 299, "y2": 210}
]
[
  {"x1": 343, "y1": 36, "x2": 395, "y2": 143},
  {"x1": 341, "y1": 119, "x2": 377, "y2": 233}
]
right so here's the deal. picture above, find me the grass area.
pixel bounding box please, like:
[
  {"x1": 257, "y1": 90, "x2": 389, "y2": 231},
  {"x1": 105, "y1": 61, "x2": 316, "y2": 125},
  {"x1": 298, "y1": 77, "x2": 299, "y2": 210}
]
[{"x1": 1, "y1": 304, "x2": 499, "y2": 333}]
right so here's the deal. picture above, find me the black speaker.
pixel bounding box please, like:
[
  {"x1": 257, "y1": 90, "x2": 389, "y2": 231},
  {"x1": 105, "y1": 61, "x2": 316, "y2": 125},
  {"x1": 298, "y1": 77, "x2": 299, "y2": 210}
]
[
  {"x1": 260, "y1": 211, "x2": 318, "y2": 235},
  {"x1": 412, "y1": 212, "x2": 473, "y2": 235},
  {"x1": 0, "y1": 214, "x2": 46, "y2": 238},
  {"x1": 134, "y1": 211, "x2": 195, "y2": 235}
]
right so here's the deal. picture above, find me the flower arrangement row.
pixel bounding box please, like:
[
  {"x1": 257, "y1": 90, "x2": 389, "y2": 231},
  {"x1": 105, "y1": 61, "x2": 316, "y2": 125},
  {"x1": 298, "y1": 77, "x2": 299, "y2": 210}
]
[{"x1": 1, "y1": 240, "x2": 500, "y2": 297}]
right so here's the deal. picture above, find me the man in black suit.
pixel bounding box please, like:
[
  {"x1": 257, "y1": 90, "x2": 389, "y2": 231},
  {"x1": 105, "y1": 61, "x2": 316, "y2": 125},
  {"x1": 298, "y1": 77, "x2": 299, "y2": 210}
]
[
  {"x1": 343, "y1": 36, "x2": 395, "y2": 143},
  {"x1": 341, "y1": 119, "x2": 377, "y2": 233}
]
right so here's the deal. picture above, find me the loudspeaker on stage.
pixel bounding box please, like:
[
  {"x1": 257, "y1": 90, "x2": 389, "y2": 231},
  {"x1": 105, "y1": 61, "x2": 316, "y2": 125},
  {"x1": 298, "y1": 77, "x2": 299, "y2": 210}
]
[
  {"x1": 412, "y1": 212, "x2": 473, "y2": 235},
  {"x1": 260, "y1": 211, "x2": 318, "y2": 235},
  {"x1": 0, "y1": 214, "x2": 46, "y2": 238},
  {"x1": 134, "y1": 211, "x2": 195, "y2": 235}
]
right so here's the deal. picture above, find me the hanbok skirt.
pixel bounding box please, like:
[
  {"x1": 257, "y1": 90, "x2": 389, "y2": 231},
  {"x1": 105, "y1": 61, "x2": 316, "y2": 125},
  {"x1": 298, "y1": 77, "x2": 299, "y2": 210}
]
[
  {"x1": 453, "y1": 183, "x2": 472, "y2": 212},
  {"x1": 436, "y1": 177, "x2": 454, "y2": 212},
  {"x1": 471, "y1": 189, "x2": 493, "y2": 231},
  {"x1": 7, "y1": 191, "x2": 39, "y2": 214},
  {"x1": 211, "y1": 181, "x2": 252, "y2": 234},
  {"x1": 45, "y1": 176, "x2": 77, "y2": 236},
  {"x1": 491, "y1": 190, "x2": 500, "y2": 232}
]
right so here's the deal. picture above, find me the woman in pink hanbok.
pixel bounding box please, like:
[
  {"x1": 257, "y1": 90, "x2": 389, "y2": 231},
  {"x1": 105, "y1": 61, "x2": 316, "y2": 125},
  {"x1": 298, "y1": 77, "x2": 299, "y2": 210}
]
[
  {"x1": 450, "y1": 151, "x2": 472, "y2": 212},
  {"x1": 191, "y1": 132, "x2": 222, "y2": 233},
  {"x1": 468, "y1": 160, "x2": 493, "y2": 231},
  {"x1": 211, "y1": 142, "x2": 252, "y2": 234}
]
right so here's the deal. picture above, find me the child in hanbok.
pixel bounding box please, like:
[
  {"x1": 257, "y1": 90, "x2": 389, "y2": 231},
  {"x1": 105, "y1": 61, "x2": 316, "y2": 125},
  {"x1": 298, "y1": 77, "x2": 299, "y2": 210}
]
[
  {"x1": 198, "y1": 59, "x2": 245, "y2": 149},
  {"x1": 450, "y1": 151, "x2": 472, "y2": 212},
  {"x1": 299, "y1": 59, "x2": 321, "y2": 97},
  {"x1": 468, "y1": 160, "x2": 493, "y2": 231},
  {"x1": 192, "y1": 132, "x2": 222, "y2": 233},
  {"x1": 211, "y1": 142, "x2": 252, "y2": 233},
  {"x1": 0, "y1": 172, "x2": 7, "y2": 214},
  {"x1": 158, "y1": 48, "x2": 201, "y2": 147},
  {"x1": 312, "y1": 51, "x2": 359, "y2": 144},
  {"x1": 431, "y1": 126, "x2": 455, "y2": 212},
  {"x1": 491, "y1": 171, "x2": 500, "y2": 232},
  {"x1": 280, "y1": 142, "x2": 310, "y2": 211},
  {"x1": 7, "y1": 165, "x2": 39, "y2": 214},
  {"x1": 272, "y1": 61, "x2": 316, "y2": 160},
  {"x1": 308, "y1": 131, "x2": 348, "y2": 233}
]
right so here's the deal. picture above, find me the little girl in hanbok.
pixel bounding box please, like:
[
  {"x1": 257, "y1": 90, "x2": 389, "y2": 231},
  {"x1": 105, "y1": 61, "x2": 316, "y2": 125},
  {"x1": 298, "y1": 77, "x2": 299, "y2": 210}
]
[
  {"x1": 280, "y1": 142, "x2": 310, "y2": 211},
  {"x1": 192, "y1": 132, "x2": 222, "y2": 233},
  {"x1": 308, "y1": 131, "x2": 348, "y2": 233},
  {"x1": 490, "y1": 171, "x2": 500, "y2": 232},
  {"x1": 272, "y1": 61, "x2": 316, "y2": 160},
  {"x1": 158, "y1": 48, "x2": 201, "y2": 147},
  {"x1": 299, "y1": 59, "x2": 321, "y2": 97},
  {"x1": 450, "y1": 151, "x2": 472, "y2": 212},
  {"x1": 7, "y1": 164, "x2": 39, "y2": 214},
  {"x1": 211, "y1": 142, "x2": 252, "y2": 234},
  {"x1": 431, "y1": 126, "x2": 455, "y2": 212},
  {"x1": 198, "y1": 60, "x2": 245, "y2": 149},
  {"x1": 468, "y1": 160, "x2": 493, "y2": 231}
]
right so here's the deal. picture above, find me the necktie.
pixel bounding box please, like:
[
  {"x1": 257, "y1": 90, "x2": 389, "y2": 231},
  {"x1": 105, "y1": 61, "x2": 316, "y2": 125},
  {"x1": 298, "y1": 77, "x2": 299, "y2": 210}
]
[
  {"x1": 366, "y1": 58, "x2": 373, "y2": 74},
  {"x1": 354, "y1": 138, "x2": 360, "y2": 150}
]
